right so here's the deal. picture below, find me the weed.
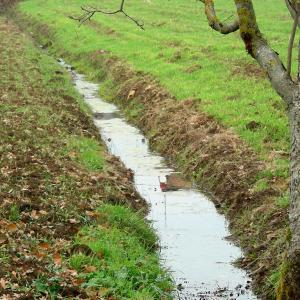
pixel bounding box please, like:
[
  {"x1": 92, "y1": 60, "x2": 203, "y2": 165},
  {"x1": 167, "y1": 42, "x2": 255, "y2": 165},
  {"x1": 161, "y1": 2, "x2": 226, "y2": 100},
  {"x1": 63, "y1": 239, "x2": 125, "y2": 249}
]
[
  {"x1": 8, "y1": 204, "x2": 20, "y2": 221},
  {"x1": 66, "y1": 136, "x2": 105, "y2": 171},
  {"x1": 276, "y1": 192, "x2": 290, "y2": 209}
]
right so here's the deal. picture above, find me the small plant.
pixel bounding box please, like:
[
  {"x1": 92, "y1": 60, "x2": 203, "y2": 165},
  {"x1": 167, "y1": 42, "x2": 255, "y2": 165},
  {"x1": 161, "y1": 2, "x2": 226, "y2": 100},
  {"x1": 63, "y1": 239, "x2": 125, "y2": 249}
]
[
  {"x1": 67, "y1": 136, "x2": 105, "y2": 171},
  {"x1": 8, "y1": 204, "x2": 20, "y2": 222},
  {"x1": 276, "y1": 192, "x2": 289, "y2": 209}
]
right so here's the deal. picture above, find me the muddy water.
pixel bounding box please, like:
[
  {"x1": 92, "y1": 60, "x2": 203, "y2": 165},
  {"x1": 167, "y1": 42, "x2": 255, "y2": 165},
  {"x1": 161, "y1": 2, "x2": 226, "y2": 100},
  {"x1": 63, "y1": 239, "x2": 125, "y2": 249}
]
[{"x1": 60, "y1": 60, "x2": 257, "y2": 300}]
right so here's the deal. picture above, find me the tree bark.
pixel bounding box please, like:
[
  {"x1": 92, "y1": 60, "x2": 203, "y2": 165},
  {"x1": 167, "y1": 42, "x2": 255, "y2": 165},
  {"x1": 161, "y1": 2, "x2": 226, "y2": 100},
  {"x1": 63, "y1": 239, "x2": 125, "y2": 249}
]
[
  {"x1": 201, "y1": 0, "x2": 300, "y2": 298},
  {"x1": 281, "y1": 99, "x2": 300, "y2": 299}
]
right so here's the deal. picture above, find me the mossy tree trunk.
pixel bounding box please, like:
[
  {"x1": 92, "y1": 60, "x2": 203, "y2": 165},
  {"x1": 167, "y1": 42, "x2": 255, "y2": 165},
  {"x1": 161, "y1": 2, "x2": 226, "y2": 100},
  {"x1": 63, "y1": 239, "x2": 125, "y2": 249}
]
[{"x1": 282, "y1": 101, "x2": 300, "y2": 299}]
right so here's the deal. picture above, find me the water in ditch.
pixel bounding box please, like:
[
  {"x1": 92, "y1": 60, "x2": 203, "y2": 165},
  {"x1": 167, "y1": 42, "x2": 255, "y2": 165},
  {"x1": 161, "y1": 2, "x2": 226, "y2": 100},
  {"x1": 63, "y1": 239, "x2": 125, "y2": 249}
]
[{"x1": 60, "y1": 60, "x2": 257, "y2": 300}]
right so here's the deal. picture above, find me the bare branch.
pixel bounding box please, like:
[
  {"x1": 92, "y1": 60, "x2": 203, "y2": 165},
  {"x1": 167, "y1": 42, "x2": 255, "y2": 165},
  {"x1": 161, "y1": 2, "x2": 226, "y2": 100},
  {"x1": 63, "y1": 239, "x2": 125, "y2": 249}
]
[
  {"x1": 70, "y1": 0, "x2": 144, "y2": 30},
  {"x1": 286, "y1": 0, "x2": 300, "y2": 25},
  {"x1": 287, "y1": 11, "x2": 299, "y2": 76},
  {"x1": 233, "y1": 0, "x2": 297, "y2": 103},
  {"x1": 199, "y1": 0, "x2": 239, "y2": 34}
]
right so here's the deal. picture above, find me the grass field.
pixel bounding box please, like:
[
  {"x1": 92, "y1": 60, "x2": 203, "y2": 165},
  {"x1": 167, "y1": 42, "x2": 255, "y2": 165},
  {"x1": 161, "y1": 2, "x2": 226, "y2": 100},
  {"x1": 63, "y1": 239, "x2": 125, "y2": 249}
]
[
  {"x1": 0, "y1": 16, "x2": 172, "y2": 299},
  {"x1": 17, "y1": 0, "x2": 293, "y2": 161}
]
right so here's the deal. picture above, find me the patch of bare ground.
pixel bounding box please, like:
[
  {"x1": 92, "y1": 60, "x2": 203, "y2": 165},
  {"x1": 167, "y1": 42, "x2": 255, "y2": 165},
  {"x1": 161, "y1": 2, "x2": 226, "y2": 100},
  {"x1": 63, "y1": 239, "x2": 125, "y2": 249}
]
[
  {"x1": 0, "y1": 0, "x2": 18, "y2": 13},
  {"x1": 231, "y1": 60, "x2": 267, "y2": 79},
  {"x1": 0, "y1": 19, "x2": 144, "y2": 299},
  {"x1": 89, "y1": 52, "x2": 289, "y2": 298}
]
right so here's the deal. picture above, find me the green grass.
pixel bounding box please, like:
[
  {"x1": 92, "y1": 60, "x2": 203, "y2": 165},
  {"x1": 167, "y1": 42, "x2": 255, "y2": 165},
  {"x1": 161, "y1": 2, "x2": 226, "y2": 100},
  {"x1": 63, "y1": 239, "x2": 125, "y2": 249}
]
[
  {"x1": 276, "y1": 192, "x2": 290, "y2": 209},
  {"x1": 67, "y1": 136, "x2": 105, "y2": 171},
  {"x1": 16, "y1": 0, "x2": 292, "y2": 160},
  {"x1": 70, "y1": 204, "x2": 172, "y2": 299},
  {"x1": 96, "y1": 205, "x2": 157, "y2": 250},
  {"x1": 8, "y1": 204, "x2": 20, "y2": 222}
]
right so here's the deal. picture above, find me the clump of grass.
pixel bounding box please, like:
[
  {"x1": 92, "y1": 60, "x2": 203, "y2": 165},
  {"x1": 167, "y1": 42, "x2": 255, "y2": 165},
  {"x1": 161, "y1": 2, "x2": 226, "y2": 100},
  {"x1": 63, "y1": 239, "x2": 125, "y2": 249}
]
[
  {"x1": 267, "y1": 269, "x2": 281, "y2": 296},
  {"x1": 69, "y1": 204, "x2": 173, "y2": 299},
  {"x1": 276, "y1": 192, "x2": 289, "y2": 209},
  {"x1": 97, "y1": 204, "x2": 157, "y2": 250},
  {"x1": 67, "y1": 136, "x2": 105, "y2": 171},
  {"x1": 253, "y1": 178, "x2": 269, "y2": 192},
  {"x1": 8, "y1": 204, "x2": 20, "y2": 221}
]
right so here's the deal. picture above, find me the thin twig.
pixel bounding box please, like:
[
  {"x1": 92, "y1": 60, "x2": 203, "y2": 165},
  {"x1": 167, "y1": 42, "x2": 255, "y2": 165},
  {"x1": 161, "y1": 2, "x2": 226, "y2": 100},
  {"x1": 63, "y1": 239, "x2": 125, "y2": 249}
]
[
  {"x1": 69, "y1": 0, "x2": 144, "y2": 30},
  {"x1": 287, "y1": 11, "x2": 299, "y2": 76}
]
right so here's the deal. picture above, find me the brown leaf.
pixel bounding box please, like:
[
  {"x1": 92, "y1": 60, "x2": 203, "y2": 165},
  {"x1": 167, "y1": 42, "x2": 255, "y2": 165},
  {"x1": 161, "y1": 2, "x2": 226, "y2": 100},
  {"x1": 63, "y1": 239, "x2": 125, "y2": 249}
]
[
  {"x1": 84, "y1": 265, "x2": 97, "y2": 273},
  {"x1": 53, "y1": 253, "x2": 62, "y2": 266},
  {"x1": 38, "y1": 242, "x2": 50, "y2": 250},
  {"x1": 34, "y1": 251, "x2": 47, "y2": 260},
  {"x1": 0, "y1": 278, "x2": 7, "y2": 289},
  {"x1": 72, "y1": 278, "x2": 84, "y2": 286},
  {"x1": 6, "y1": 224, "x2": 17, "y2": 232},
  {"x1": 85, "y1": 211, "x2": 100, "y2": 218},
  {"x1": 127, "y1": 89, "x2": 136, "y2": 100}
]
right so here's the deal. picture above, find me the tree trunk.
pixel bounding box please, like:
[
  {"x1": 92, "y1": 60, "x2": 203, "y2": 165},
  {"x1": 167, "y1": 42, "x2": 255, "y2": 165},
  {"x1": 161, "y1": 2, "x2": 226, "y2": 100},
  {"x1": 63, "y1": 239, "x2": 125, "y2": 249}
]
[{"x1": 279, "y1": 98, "x2": 300, "y2": 299}]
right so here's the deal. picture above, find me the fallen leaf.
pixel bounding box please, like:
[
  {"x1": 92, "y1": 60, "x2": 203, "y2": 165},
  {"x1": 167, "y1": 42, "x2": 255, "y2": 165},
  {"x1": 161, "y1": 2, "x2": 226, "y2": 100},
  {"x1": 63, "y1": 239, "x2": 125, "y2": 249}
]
[
  {"x1": 68, "y1": 219, "x2": 79, "y2": 224},
  {"x1": 6, "y1": 224, "x2": 17, "y2": 232},
  {"x1": 38, "y1": 242, "x2": 50, "y2": 250},
  {"x1": 127, "y1": 90, "x2": 136, "y2": 100},
  {"x1": 0, "y1": 278, "x2": 7, "y2": 289},
  {"x1": 66, "y1": 269, "x2": 78, "y2": 276},
  {"x1": 30, "y1": 210, "x2": 38, "y2": 219},
  {"x1": 72, "y1": 278, "x2": 84, "y2": 286},
  {"x1": 53, "y1": 253, "x2": 62, "y2": 266},
  {"x1": 84, "y1": 265, "x2": 97, "y2": 273},
  {"x1": 86, "y1": 211, "x2": 100, "y2": 218},
  {"x1": 34, "y1": 251, "x2": 47, "y2": 260}
]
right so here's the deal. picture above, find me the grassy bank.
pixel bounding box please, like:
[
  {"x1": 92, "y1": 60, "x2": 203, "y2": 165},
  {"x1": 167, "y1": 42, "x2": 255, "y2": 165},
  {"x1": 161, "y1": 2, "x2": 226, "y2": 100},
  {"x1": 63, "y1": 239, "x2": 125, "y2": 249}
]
[
  {"x1": 0, "y1": 16, "x2": 172, "y2": 299},
  {"x1": 10, "y1": 0, "x2": 293, "y2": 298}
]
